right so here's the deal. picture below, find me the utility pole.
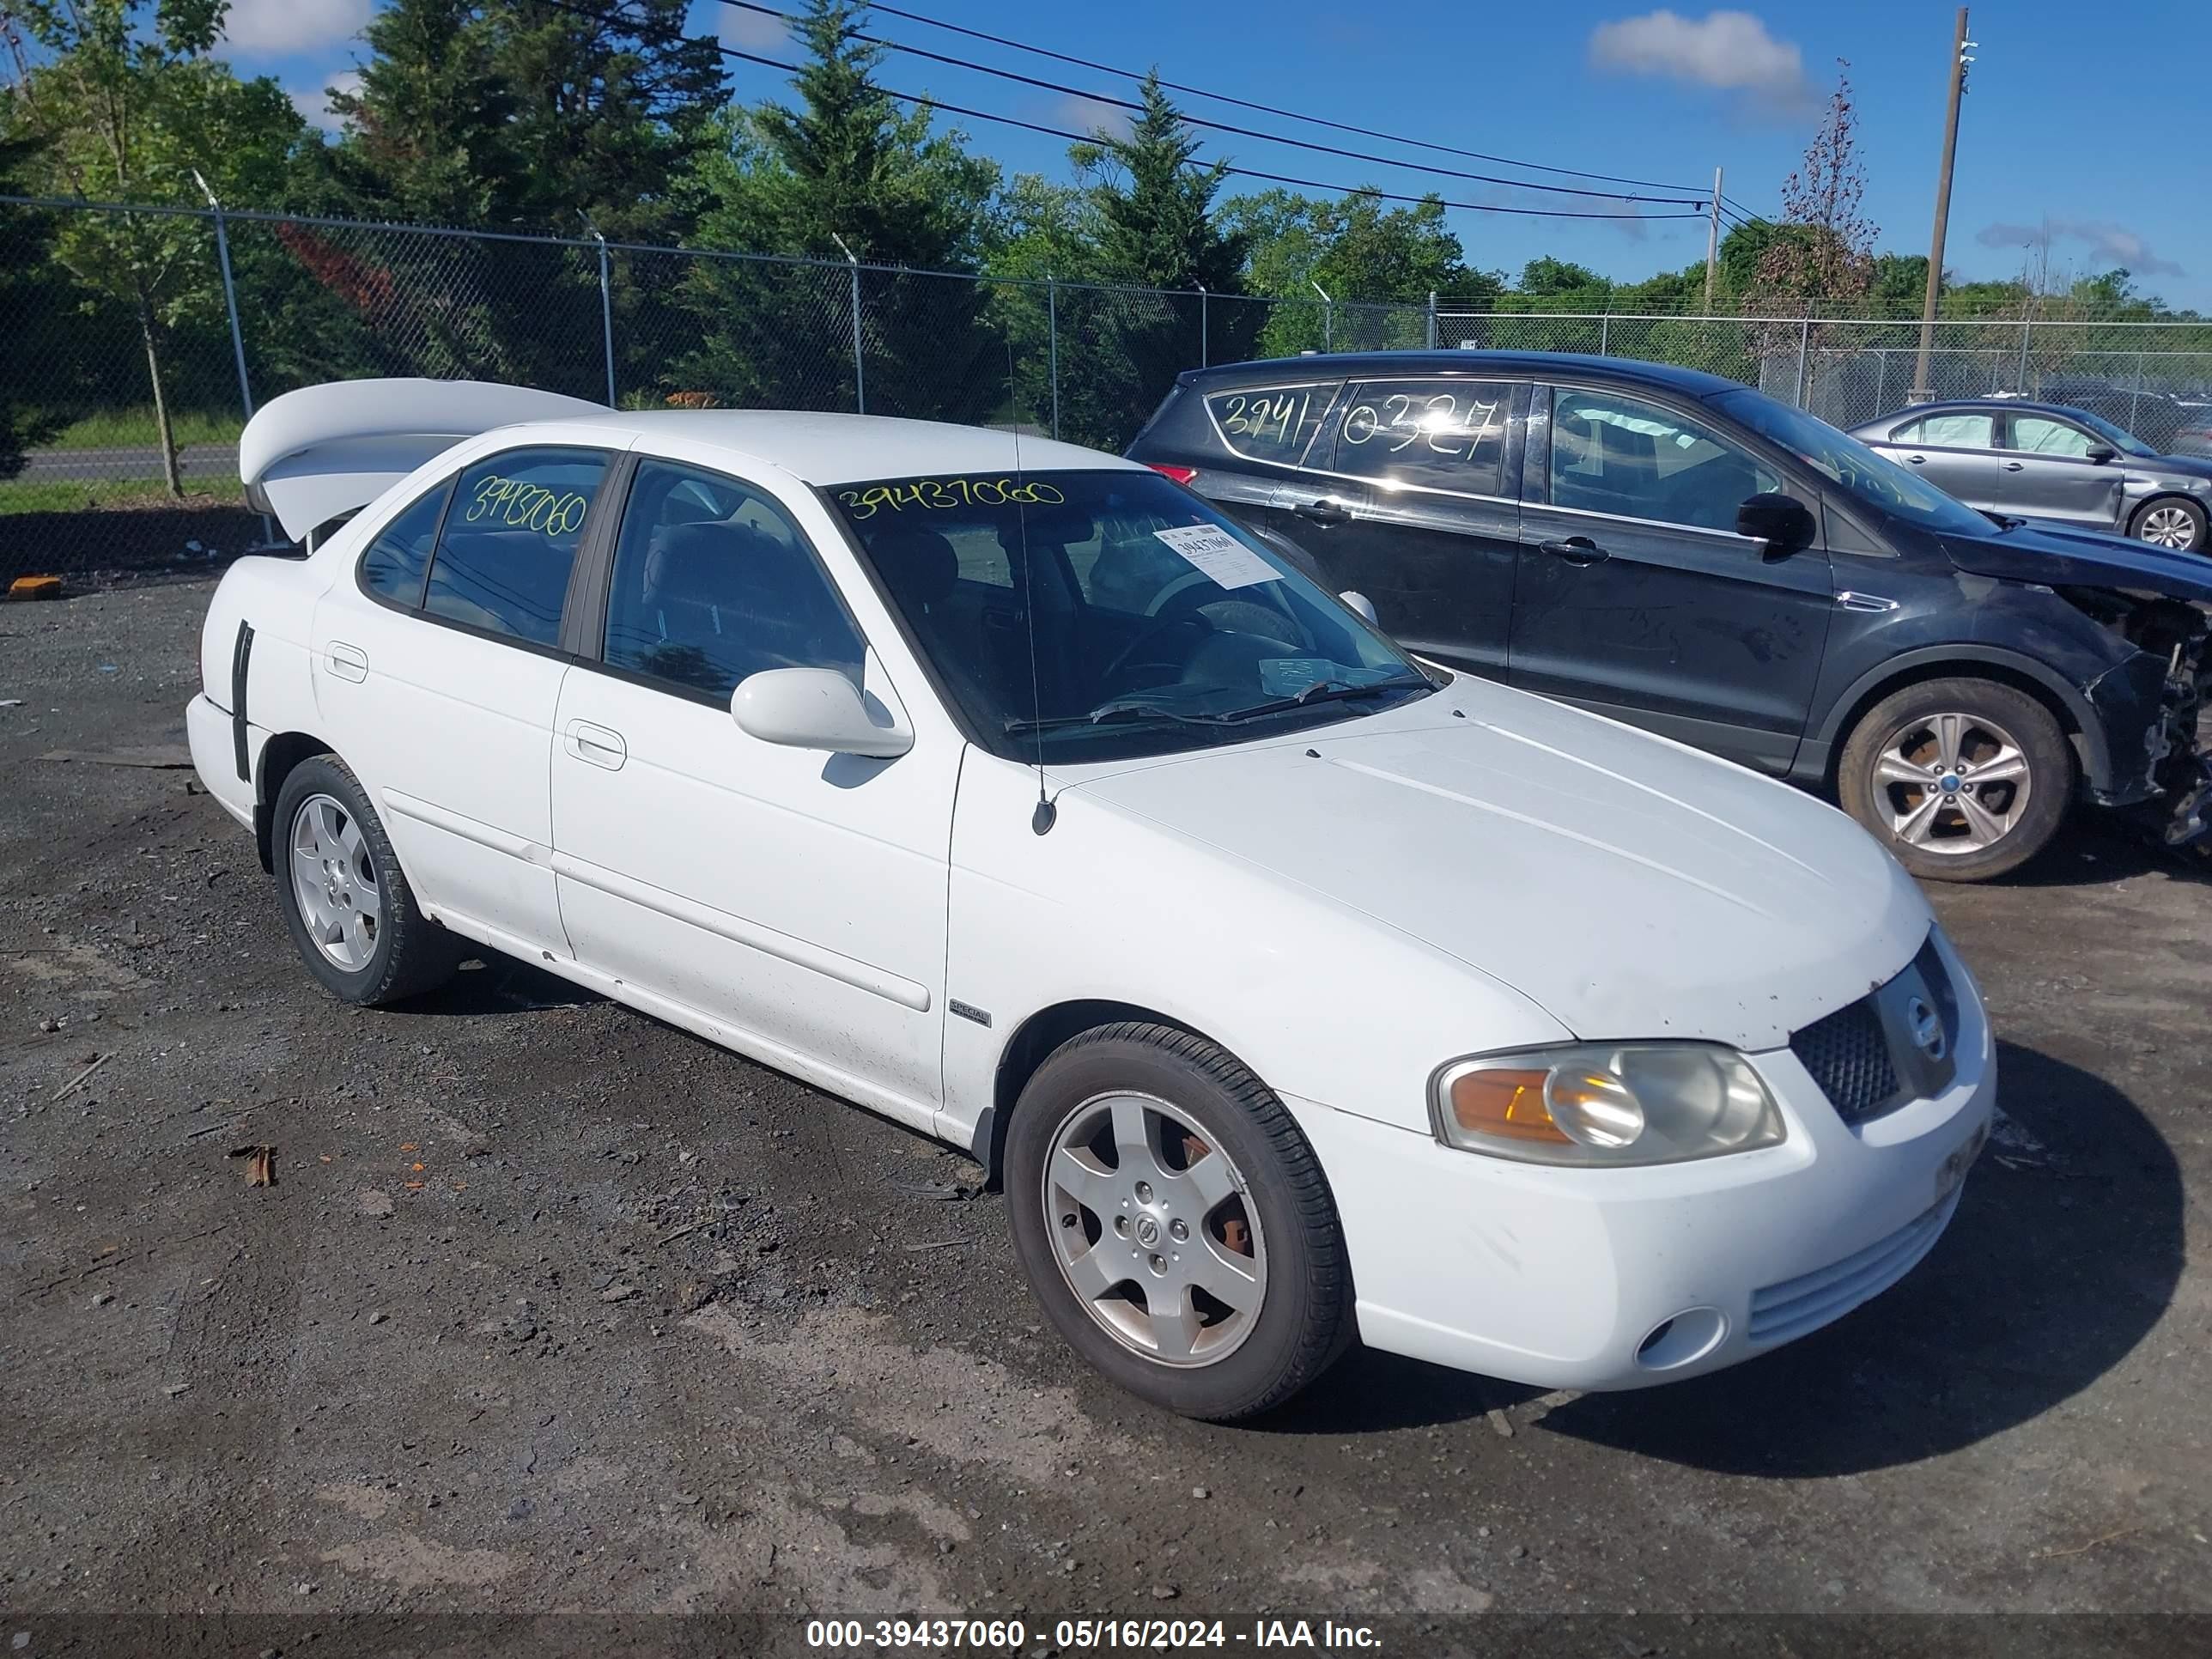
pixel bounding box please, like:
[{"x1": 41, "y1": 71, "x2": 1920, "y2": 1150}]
[
  {"x1": 1909, "y1": 8, "x2": 1974, "y2": 403},
  {"x1": 1704, "y1": 167, "x2": 1723, "y2": 313}
]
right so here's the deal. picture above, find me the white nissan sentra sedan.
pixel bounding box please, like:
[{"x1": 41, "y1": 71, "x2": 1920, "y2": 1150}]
[{"x1": 188, "y1": 379, "x2": 1995, "y2": 1421}]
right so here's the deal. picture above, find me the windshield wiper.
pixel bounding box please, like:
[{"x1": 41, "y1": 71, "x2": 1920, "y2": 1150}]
[
  {"x1": 1002, "y1": 702, "x2": 1241, "y2": 735},
  {"x1": 1211, "y1": 677, "x2": 1431, "y2": 723}
]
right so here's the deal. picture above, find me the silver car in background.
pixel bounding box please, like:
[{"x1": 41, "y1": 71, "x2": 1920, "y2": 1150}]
[{"x1": 1847, "y1": 400, "x2": 2212, "y2": 551}]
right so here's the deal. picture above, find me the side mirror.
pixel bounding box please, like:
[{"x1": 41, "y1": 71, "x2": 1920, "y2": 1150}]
[
  {"x1": 1736, "y1": 492, "x2": 1818, "y2": 558},
  {"x1": 2086, "y1": 445, "x2": 2118, "y2": 465},
  {"x1": 1339, "y1": 590, "x2": 1379, "y2": 625},
  {"x1": 732, "y1": 667, "x2": 911, "y2": 759}
]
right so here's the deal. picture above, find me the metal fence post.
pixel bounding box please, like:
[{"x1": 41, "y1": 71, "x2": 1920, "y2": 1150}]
[
  {"x1": 1195, "y1": 280, "x2": 1208, "y2": 368},
  {"x1": 1312, "y1": 279, "x2": 1332, "y2": 353},
  {"x1": 1046, "y1": 276, "x2": 1060, "y2": 441},
  {"x1": 2130, "y1": 350, "x2": 2143, "y2": 434},
  {"x1": 1425, "y1": 289, "x2": 1437, "y2": 349},
  {"x1": 1794, "y1": 316, "x2": 1812, "y2": 408},
  {"x1": 192, "y1": 173, "x2": 254, "y2": 419},
  {"x1": 831, "y1": 233, "x2": 864, "y2": 414},
  {"x1": 1600, "y1": 313, "x2": 1610, "y2": 356},
  {"x1": 2016, "y1": 315, "x2": 2032, "y2": 392},
  {"x1": 587, "y1": 226, "x2": 616, "y2": 407}
]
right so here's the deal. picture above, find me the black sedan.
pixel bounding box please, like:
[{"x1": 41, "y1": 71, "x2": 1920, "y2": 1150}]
[{"x1": 1127, "y1": 351, "x2": 2212, "y2": 881}]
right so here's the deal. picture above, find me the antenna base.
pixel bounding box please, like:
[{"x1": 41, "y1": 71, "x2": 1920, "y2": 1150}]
[{"x1": 1030, "y1": 797, "x2": 1057, "y2": 836}]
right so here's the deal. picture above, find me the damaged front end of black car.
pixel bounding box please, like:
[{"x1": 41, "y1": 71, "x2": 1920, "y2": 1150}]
[{"x1": 2074, "y1": 590, "x2": 2212, "y2": 850}]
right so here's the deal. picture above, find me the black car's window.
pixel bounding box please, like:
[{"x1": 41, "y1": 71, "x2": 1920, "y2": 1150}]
[
  {"x1": 1334, "y1": 379, "x2": 1511, "y2": 496},
  {"x1": 1203, "y1": 382, "x2": 1336, "y2": 465},
  {"x1": 424, "y1": 448, "x2": 610, "y2": 646},
  {"x1": 2007, "y1": 415, "x2": 2096, "y2": 458},
  {"x1": 1892, "y1": 411, "x2": 1993, "y2": 449},
  {"x1": 1717, "y1": 387, "x2": 1993, "y2": 536},
  {"x1": 358, "y1": 480, "x2": 451, "y2": 607},
  {"x1": 605, "y1": 458, "x2": 864, "y2": 700},
  {"x1": 1550, "y1": 388, "x2": 1779, "y2": 533}
]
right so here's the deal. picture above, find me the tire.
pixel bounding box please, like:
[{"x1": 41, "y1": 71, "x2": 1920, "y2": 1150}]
[
  {"x1": 2129, "y1": 495, "x2": 2209, "y2": 552},
  {"x1": 1004, "y1": 1023, "x2": 1352, "y2": 1421},
  {"x1": 272, "y1": 754, "x2": 461, "y2": 1005},
  {"x1": 1837, "y1": 678, "x2": 2073, "y2": 882}
]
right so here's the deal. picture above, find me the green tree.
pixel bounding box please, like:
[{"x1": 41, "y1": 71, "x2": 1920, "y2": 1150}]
[
  {"x1": 5, "y1": 0, "x2": 306, "y2": 494},
  {"x1": 0, "y1": 128, "x2": 57, "y2": 477},
  {"x1": 1227, "y1": 187, "x2": 1476, "y2": 356}
]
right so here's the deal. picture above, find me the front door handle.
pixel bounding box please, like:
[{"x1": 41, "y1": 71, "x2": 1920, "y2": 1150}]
[
  {"x1": 564, "y1": 720, "x2": 627, "y2": 770},
  {"x1": 1538, "y1": 536, "x2": 1608, "y2": 566},
  {"x1": 1904, "y1": 453, "x2": 1927, "y2": 465},
  {"x1": 1293, "y1": 498, "x2": 1351, "y2": 526},
  {"x1": 2001, "y1": 460, "x2": 2026, "y2": 471}
]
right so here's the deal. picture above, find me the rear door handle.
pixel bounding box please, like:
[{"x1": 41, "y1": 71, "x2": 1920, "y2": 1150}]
[
  {"x1": 325, "y1": 641, "x2": 368, "y2": 683},
  {"x1": 1293, "y1": 498, "x2": 1351, "y2": 526},
  {"x1": 563, "y1": 720, "x2": 627, "y2": 770},
  {"x1": 1904, "y1": 453, "x2": 1927, "y2": 465},
  {"x1": 1537, "y1": 536, "x2": 1608, "y2": 565},
  {"x1": 2001, "y1": 460, "x2": 2026, "y2": 471}
]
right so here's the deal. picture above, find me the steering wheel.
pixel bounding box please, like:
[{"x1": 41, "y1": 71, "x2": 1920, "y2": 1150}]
[{"x1": 1098, "y1": 617, "x2": 1205, "y2": 695}]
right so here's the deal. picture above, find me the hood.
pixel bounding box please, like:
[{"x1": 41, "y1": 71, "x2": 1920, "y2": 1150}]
[
  {"x1": 1940, "y1": 517, "x2": 2212, "y2": 603},
  {"x1": 1067, "y1": 679, "x2": 1929, "y2": 1052}
]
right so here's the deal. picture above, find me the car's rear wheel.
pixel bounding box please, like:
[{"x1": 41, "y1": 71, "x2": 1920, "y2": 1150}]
[
  {"x1": 273, "y1": 755, "x2": 461, "y2": 1005},
  {"x1": 1837, "y1": 678, "x2": 2073, "y2": 881},
  {"x1": 2130, "y1": 495, "x2": 2208, "y2": 551},
  {"x1": 1005, "y1": 1024, "x2": 1352, "y2": 1421}
]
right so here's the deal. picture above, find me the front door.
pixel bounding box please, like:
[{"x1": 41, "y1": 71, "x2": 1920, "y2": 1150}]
[
  {"x1": 1509, "y1": 385, "x2": 1834, "y2": 775},
  {"x1": 1287, "y1": 376, "x2": 1525, "y2": 678},
  {"x1": 309, "y1": 442, "x2": 617, "y2": 954},
  {"x1": 547, "y1": 453, "x2": 954, "y2": 1117},
  {"x1": 1999, "y1": 411, "x2": 2130, "y2": 527}
]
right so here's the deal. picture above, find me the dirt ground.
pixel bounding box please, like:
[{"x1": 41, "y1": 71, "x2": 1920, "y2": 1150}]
[{"x1": 3, "y1": 578, "x2": 2208, "y2": 1657}]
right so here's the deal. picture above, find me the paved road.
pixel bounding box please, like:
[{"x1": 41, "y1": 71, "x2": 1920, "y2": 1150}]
[
  {"x1": 15, "y1": 442, "x2": 240, "y2": 483},
  {"x1": 2, "y1": 580, "x2": 2205, "y2": 1656}
]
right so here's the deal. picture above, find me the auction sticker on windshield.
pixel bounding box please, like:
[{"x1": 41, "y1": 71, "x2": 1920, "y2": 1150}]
[{"x1": 1153, "y1": 523, "x2": 1281, "y2": 590}]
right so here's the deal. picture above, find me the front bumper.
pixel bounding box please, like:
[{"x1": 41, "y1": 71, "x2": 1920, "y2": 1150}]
[{"x1": 1295, "y1": 933, "x2": 1997, "y2": 1392}]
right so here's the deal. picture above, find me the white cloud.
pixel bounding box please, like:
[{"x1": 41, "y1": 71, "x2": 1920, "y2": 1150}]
[
  {"x1": 1977, "y1": 218, "x2": 2185, "y2": 279},
  {"x1": 289, "y1": 70, "x2": 364, "y2": 137},
  {"x1": 223, "y1": 0, "x2": 372, "y2": 55},
  {"x1": 1589, "y1": 9, "x2": 1808, "y2": 109},
  {"x1": 719, "y1": 8, "x2": 793, "y2": 51},
  {"x1": 1054, "y1": 94, "x2": 1133, "y2": 143}
]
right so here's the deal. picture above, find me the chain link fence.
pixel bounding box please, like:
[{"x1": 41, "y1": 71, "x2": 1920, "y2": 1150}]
[{"x1": 7, "y1": 195, "x2": 2212, "y2": 580}]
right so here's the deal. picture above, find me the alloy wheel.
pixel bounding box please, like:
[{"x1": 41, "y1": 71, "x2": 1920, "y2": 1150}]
[
  {"x1": 289, "y1": 793, "x2": 383, "y2": 969},
  {"x1": 1041, "y1": 1091, "x2": 1265, "y2": 1368},
  {"x1": 2137, "y1": 503, "x2": 2200, "y2": 550},
  {"x1": 1869, "y1": 711, "x2": 2033, "y2": 855}
]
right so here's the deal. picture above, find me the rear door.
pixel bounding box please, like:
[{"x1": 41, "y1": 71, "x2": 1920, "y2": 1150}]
[
  {"x1": 1869, "y1": 409, "x2": 2001, "y2": 509},
  {"x1": 1175, "y1": 377, "x2": 1343, "y2": 549},
  {"x1": 1285, "y1": 377, "x2": 1525, "y2": 677},
  {"x1": 1998, "y1": 411, "x2": 2130, "y2": 527},
  {"x1": 1508, "y1": 383, "x2": 1833, "y2": 775}
]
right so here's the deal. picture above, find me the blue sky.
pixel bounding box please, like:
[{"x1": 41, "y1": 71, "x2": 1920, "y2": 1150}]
[{"x1": 222, "y1": 1, "x2": 2212, "y2": 310}]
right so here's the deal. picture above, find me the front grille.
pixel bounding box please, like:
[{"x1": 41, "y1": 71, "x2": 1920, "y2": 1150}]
[
  {"x1": 1748, "y1": 1193, "x2": 1960, "y2": 1345},
  {"x1": 1790, "y1": 996, "x2": 1899, "y2": 1123}
]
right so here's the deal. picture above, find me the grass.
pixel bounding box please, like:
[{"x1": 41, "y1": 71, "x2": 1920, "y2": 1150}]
[
  {"x1": 0, "y1": 476, "x2": 246, "y2": 515},
  {"x1": 37, "y1": 408, "x2": 246, "y2": 452}
]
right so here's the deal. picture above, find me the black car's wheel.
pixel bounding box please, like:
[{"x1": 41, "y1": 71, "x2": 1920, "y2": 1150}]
[
  {"x1": 272, "y1": 754, "x2": 462, "y2": 1005},
  {"x1": 1005, "y1": 1023, "x2": 1352, "y2": 1421},
  {"x1": 2130, "y1": 495, "x2": 2208, "y2": 552},
  {"x1": 1838, "y1": 678, "x2": 2073, "y2": 882}
]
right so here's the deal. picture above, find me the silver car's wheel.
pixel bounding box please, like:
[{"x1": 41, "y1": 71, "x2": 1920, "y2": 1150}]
[
  {"x1": 1869, "y1": 710, "x2": 2033, "y2": 855},
  {"x1": 1042, "y1": 1090, "x2": 1265, "y2": 1368},
  {"x1": 288, "y1": 792, "x2": 383, "y2": 969},
  {"x1": 2136, "y1": 501, "x2": 2203, "y2": 550}
]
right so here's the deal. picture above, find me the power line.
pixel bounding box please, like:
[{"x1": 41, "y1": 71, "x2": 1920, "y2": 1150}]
[
  {"x1": 817, "y1": 0, "x2": 1711, "y2": 198},
  {"x1": 720, "y1": 1, "x2": 1703, "y2": 208}
]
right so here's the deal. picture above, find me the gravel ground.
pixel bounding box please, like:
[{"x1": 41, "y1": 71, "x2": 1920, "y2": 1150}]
[{"x1": 3, "y1": 578, "x2": 2208, "y2": 1656}]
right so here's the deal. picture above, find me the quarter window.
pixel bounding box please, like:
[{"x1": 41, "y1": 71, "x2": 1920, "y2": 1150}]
[
  {"x1": 427, "y1": 448, "x2": 610, "y2": 646},
  {"x1": 1203, "y1": 383, "x2": 1336, "y2": 465},
  {"x1": 2008, "y1": 416, "x2": 2095, "y2": 457},
  {"x1": 358, "y1": 481, "x2": 451, "y2": 606},
  {"x1": 605, "y1": 459, "x2": 865, "y2": 700},
  {"x1": 1335, "y1": 380, "x2": 1510, "y2": 496},
  {"x1": 1892, "y1": 412, "x2": 1994, "y2": 449},
  {"x1": 1549, "y1": 388, "x2": 1780, "y2": 534}
]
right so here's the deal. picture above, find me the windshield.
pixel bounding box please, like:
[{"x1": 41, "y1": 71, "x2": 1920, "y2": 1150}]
[
  {"x1": 2061, "y1": 406, "x2": 2158, "y2": 458},
  {"x1": 1711, "y1": 387, "x2": 1993, "y2": 536},
  {"x1": 829, "y1": 469, "x2": 1431, "y2": 763}
]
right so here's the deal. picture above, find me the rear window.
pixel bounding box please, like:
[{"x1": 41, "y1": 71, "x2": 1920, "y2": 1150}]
[{"x1": 1202, "y1": 382, "x2": 1336, "y2": 466}]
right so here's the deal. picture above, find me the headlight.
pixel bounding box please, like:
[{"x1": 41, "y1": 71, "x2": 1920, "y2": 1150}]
[{"x1": 1431, "y1": 1043, "x2": 1786, "y2": 1167}]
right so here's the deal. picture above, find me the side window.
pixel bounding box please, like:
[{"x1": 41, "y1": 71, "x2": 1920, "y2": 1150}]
[
  {"x1": 1549, "y1": 388, "x2": 1781, "y2": 533},
  {"x1": 1893, "y1": 412, "x2": 1994, "y2": 449},
  {"x1": 605, "y1": 459, "x2": 866, "y2": 700},
  {"x1": 425, "y1": 447, "x2": 611, "y2": 646},
  {"x1": 1203, "y1": 382, "x2": 1337, "y2": 466},
  {"x1": 1335, "y1": 380, "x2": 1511, "y2": 495},
  {"x1": 358, "y1": 481, "x2": 451, "y2": 607},
  {"x1": 2008, "y1": 416, "x2": 2095, "y2": 458}
]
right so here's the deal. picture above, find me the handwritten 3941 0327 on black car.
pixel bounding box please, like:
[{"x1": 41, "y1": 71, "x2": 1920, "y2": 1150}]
[{"x1": 1127, "y1": 351, "x2": 2212, "y2": 880}]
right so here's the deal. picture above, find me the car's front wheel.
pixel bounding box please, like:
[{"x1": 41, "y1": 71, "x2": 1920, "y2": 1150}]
[
  {"x1": 1005, "y1": 1024, "x2": 1352, "y2": 1420},
  {"x1": 2130, "y1": 495, "x2": 2209, "y2": 551},
  {"x1": 1837, "y1": 678, "x2": 2073, "y2": 881},
  {"x1": 272, "y1": 754, "x2": 461, "y2": 1005}
]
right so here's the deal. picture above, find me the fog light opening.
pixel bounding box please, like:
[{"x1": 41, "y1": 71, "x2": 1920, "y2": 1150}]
[{"x1": 1635, "y1": 1307, "x2": 1728, "y2": 1370}]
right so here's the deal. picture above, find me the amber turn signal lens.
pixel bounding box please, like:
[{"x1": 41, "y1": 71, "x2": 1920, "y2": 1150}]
[{"x1": 1449, "y1": 1066, "x2": 1571, "y2": 1144}]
